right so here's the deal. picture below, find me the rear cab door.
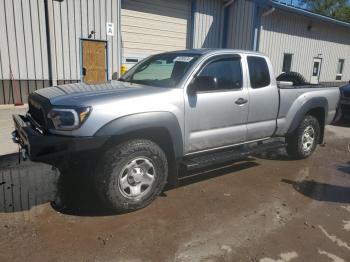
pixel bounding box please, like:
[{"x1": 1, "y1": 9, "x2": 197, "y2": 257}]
[{"x1": 245, "y1": 55, "x2": 279, "y2": 140}]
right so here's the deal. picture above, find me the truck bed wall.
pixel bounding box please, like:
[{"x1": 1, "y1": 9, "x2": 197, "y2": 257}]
[{"x1": 275, "y1": 87, "x2": 340, "y2": 136}]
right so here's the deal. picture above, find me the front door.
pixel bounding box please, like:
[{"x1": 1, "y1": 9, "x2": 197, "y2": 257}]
[
  {"x1": 82, "y1": 39, "x2": 107, "y2": 84},
  {"x1": 310, "y1": 58, "x2": 322, "y2": 84},
  {"x1": 184, "y1": 55, "x2": 249, "y2": 153}
]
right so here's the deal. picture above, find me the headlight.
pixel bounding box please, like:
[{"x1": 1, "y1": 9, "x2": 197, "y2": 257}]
[{"x1": 47, "y1": 107, "x2": 91, "y2": 131}]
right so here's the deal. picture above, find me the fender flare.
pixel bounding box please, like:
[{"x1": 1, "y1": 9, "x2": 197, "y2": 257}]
[
  {"x1": 287, "y1": 97, "x2": 328, "y2": 136},
  {"x1": 94, "y1": 112, "x2": 184, "y2": 160}
]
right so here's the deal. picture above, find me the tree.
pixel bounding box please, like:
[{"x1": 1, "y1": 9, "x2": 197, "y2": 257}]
[
  {"x1": 334, "y1": 5, "x2": 350, "y2": 22},
  {"x1": 299, "y1": 0, "x2": 350, "y2": 22}
]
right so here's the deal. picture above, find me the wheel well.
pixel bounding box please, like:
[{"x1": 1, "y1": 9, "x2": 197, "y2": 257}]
[
  {"x1": 104, "y1": 127, "x2": 175, "y2": 160},
  {"x1": 306, "y1": 107, "x2": 325, "y2": 143},
  {"x1": 111, "y1": 127, "x2": 179, "y2": 186}
]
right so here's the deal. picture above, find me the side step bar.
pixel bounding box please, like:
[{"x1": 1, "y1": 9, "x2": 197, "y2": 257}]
[{"x1": 181, "y1": 140, "x2": 286, "y2": 171}]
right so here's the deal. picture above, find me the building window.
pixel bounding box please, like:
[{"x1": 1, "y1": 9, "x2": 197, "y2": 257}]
[
  {"x1": 282, "y1": 53, "x2": 293, "y2": 72},
  {"x1": 336, "y1": 59, "x2": 344, "y2": 80}
]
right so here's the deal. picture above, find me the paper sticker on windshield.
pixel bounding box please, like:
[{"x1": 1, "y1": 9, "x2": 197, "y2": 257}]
[{"x1": 173, "y1": 56, "x2": 194, "y2": 62}]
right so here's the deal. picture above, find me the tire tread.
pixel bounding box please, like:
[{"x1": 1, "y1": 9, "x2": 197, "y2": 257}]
[{"x1": 95, "y1": 139, "x2": 168, "y2": 212}]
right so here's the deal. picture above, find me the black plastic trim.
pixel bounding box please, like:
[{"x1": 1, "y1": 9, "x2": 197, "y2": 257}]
[
  {"x1": 13, "y1": 114, "x2": 108, "y2": 163},
  {"x1": 94, "y1": 112, "x2": 184, "y2": 159},
  {"x1": 287, "y1": 97, "x2": 328, "y2": 135}
]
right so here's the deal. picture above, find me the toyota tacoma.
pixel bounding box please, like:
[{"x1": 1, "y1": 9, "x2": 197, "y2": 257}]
[{"x1": 12, "y1": 49, "x2": 340, "y2": 212}]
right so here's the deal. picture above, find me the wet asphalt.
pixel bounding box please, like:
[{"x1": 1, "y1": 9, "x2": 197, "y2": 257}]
[{"x1": 0, "y1": 124, "x2": 349, "y2": 262}]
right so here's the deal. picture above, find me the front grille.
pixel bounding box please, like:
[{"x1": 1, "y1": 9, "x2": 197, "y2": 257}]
[
  {"x1": 341, "y1": 86, "x2": 350, "y2": 98},
  {"x1": 342, "y1": 104, "x2": 350, "y2": 115},
  {"x1": 27, "y1": 93, "x2": 52, "y2": 129},
  {"x1": 28, "y1": 101, "x2": 46, "y2": 126},
  {"x1": 343, "y1": 92, "x2": 350, "y2": 99}
]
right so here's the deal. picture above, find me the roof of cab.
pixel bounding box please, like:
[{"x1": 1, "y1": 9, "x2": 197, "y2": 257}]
[{"x1": 167, "y1": 48, "x2": 266, "y2": 56}]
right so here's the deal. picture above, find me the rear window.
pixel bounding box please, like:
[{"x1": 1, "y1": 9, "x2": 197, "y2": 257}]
[{"x1": 247, "y1": 56, "x2": 271, "y2": 88}]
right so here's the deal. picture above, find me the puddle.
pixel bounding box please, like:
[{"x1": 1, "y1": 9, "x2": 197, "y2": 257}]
[{"x1": 0, "y1": 154, "x2": 59, "y2": 213}]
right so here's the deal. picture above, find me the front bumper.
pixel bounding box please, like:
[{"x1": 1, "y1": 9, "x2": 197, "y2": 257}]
[{"x1": 12, "y1": 114, "x2": 109, "y2": 163}]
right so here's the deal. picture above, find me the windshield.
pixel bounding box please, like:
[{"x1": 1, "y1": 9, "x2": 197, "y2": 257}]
[{"x1": 120, "y1": 53, "x2": 201, "y2": 87}]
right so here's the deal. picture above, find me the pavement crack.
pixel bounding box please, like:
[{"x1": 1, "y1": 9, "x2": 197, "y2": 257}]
[
  {"x1": 342, "y1": 220, "x2": 350, "y2": 231},
  {"x1": 259, "y1": 251, "x2": 298, "y2": 262},
  {"x1": 340, "y1": 205, "x2": 350, "y2": 212},
  {"x1": 318, "y1": 249, "x2": 346, "y2": 262},
  {"x1": 319, "y1": 225, "x2": 350, "y2": 251}
]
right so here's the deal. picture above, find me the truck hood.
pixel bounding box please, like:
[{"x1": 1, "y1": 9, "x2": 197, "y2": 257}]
[{"x1": 34, "y1": 81, "x2": 170, "y2": 106}]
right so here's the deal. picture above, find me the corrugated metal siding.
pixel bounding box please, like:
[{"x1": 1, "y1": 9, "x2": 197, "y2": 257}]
[
  {"x1": 0, "y1": 0, "x2": 51, "y2": 81},
  {"x1": 259, "y1": 9, "x2": 350, "y2": 82},
  {"x1": 0, "y1": 0, "x2": 121, "y2": 104},
  {"x1": 0, "y1": 0, "x2": 50, "y2": 104},
  {"x1": 192, "y1": 0, "x2": 224, "y2": 48},
  {"x1": 48, "y1": 0, "x2": 121, "y2": 83},
  {"x1": 121, "y1": 0, "x2": 191, "y2": 57},
  {"x1": 226, "y1": 0, "x2": 255, "y2": 50}
]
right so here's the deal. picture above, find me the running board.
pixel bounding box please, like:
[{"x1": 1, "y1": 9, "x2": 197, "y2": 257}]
[{"x1": 181, "y1": 140, "x2": 286, "y2": 171}]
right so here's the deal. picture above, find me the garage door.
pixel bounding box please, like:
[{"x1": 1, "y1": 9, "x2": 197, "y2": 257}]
[{"x1": 121, "y1": 0, "x2": 191, "y2": 60}]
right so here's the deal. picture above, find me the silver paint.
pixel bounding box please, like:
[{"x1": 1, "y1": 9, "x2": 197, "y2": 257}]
[{"x1": 32, "y1": 49, "x2": 340, "y2": 155}]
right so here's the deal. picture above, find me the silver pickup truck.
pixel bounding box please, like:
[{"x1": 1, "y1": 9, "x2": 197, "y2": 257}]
[{"x1": 12, "y1": 49, "x2": 340, "y2": 212}]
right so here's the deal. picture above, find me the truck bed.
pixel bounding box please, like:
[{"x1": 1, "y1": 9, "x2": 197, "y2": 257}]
[{"x1": 275, "y1": 84, "x2": 340, "y2": 136}]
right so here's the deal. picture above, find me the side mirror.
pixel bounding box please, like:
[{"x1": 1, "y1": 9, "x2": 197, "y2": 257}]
[
  {"x1": 188, "y1": 76, "x2": 217, "y2": 93},
  {"x1": 112, "y1": 72, "x2": 119, "y2": 80}
]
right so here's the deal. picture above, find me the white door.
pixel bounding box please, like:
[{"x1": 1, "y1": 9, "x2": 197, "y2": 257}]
[
  {"x1": 310, "y1": 58, "x2": 322, "y2": 84},
  {"x1": 121, "y1": 0, "x2": 191, "y2": 59}
]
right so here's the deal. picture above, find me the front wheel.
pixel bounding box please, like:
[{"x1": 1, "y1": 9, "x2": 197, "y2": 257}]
[
  {"x1": 95, "y1": 139, "x2": 168, "y2": 213},
  {"x1": 286, "y1": 115, "x2": 320, "y2": 159}
]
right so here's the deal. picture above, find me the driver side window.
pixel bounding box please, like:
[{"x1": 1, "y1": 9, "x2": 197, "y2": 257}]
[{"x1": 197, "y1": 57, "x2": 243, "y2": 91}]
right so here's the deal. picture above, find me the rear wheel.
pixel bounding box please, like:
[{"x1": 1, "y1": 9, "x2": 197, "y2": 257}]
[
  {"x1": 95, "y1": 139, "x2": 168, "y2": 212},
  {"x1": 286, "y1": 115, "x2": 320, "y2": 159}
]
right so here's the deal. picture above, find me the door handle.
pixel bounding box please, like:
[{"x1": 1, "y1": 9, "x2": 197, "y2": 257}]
[{"x1": 235, "y1": 98, "x2": 248, "y2": 105}]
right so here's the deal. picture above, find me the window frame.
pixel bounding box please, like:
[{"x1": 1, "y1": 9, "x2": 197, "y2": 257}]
[
  {"x1": 247, "y1": 56, "x2": 271, "y2": 89},
  {"x1": 336, "y1": 59, "x2": 345, "y2": 81},
  {"x1": 282, "y1": 53, "x2": 293, "y2": 73},
  {"x1": 193, "y1": 54, "x2": 244, "y2": 93}
]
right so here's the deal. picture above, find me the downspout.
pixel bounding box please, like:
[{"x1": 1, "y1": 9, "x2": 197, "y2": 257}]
[
  {"x1": 190, "y1": 0, "x2": 196, "y2": 48},
  {"x1": 44, "y1": 0, "x2": 53, "y2": 86},
  {"x1": 222, "y1": 0, "x2": 235, "y2": 48},
  {"x1": 252, "y1": 4, "x2": 261, "y2": 51},
  {"x1": 262, "y1": 7, "x2": 275, "y2": 17},
  {"x1": 252, "y1": 6, "x2": 275, "y2": 51},
  {"x1": 224, "y1": 0, "x2": 235, "y2": 8}
]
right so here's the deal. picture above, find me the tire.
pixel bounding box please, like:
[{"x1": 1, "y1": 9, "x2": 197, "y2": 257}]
[
  {"x1": 277, "y1": 72, "x2": 308, "y2": 86},
  {"x1": 95, "y1": 139, "x2": 168, "y2": 212},
  {"x1": 286, "y1": 115, "x2": 320, "y2": 159}
]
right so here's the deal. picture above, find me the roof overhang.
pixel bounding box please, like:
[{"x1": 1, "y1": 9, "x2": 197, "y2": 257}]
[{"x1": 254, "y1": 0, "x2": 350, "y2": 30}]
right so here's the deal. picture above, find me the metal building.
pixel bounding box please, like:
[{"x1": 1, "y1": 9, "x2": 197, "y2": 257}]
[
  {"x1": 257, "y1": 1, "x2": 350, "y2": 84},
  {"x1": 0, "y1": 0, "x2": 121, "y2": 104},
  {"x1": 1, "y1": 0, "x2": 350, "y2": 104}
]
